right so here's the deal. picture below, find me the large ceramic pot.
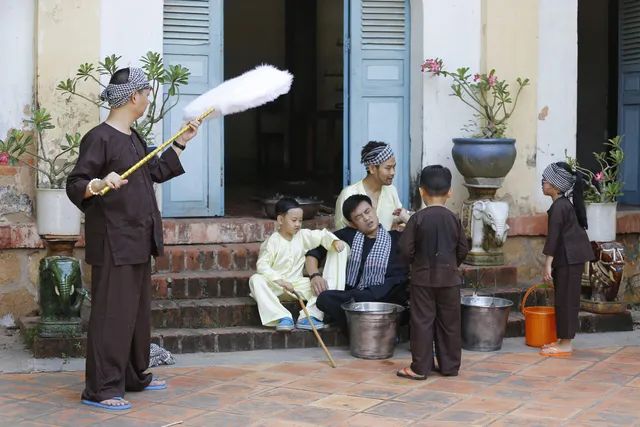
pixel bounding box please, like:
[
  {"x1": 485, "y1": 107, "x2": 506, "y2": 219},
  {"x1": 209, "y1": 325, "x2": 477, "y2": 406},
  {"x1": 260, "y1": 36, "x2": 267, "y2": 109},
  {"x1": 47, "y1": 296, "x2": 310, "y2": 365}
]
[
  {"x1": 36, "y1": 188, "x2": 82, "y2": 236},
  {"x1": 452, "y1": 138, "x2": 517, "y2": 188},
  {"x1": 586, "y1": 202, "x2": 617, "y2": 242}
]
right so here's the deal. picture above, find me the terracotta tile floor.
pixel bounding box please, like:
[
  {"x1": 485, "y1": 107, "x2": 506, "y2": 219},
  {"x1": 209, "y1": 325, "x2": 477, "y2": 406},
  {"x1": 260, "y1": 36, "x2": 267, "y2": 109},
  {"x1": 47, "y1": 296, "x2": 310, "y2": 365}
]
[{"x1": 1, "y1": 346, "x2": 639, "y2": 426}]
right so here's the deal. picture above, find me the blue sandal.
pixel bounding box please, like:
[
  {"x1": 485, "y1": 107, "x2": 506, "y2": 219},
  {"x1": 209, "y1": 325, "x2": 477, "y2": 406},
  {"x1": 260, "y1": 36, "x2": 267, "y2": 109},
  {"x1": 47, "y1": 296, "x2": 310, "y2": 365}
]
[
  {"x1": 145, "y1": 377, "x2": 167, "y2": 391},
  {"x1": 81, "y1": 397, "x2": 131, "y2": 410}
]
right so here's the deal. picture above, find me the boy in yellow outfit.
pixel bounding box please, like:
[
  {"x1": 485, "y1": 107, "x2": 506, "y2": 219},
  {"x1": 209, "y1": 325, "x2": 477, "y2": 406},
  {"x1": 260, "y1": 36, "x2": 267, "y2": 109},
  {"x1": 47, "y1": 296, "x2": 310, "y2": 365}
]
[{"x1": 249, "y1": 198, "x2": 348, "y2": 331}]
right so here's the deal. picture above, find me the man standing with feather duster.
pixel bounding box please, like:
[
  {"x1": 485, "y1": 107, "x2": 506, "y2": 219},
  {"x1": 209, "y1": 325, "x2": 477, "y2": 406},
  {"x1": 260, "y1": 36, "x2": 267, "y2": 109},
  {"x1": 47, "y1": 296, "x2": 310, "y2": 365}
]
[{"x1": 66, "y1": 67, "x2": 200, "y2": 410}]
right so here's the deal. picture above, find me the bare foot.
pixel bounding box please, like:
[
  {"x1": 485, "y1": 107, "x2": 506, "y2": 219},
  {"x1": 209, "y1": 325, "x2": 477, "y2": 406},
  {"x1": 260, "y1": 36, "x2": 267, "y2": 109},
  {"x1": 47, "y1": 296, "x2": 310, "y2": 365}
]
[
  {"x1": 149, "y1": 379, "x2": 166, "y2": 388},
  {"x1": 99, "y1": 398, "x2": 129, "y2": 407}
]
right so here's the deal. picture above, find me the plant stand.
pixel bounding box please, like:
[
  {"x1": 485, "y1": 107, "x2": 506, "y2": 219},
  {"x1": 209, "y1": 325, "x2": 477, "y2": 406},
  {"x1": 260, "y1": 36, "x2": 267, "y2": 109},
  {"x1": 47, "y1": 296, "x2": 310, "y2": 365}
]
[
  {"x1": 31, "y1": 236, "x2": 88, "y2": 358},
  {"x1": 460, "y1": 186, "x2": 510, "y2": 266}
]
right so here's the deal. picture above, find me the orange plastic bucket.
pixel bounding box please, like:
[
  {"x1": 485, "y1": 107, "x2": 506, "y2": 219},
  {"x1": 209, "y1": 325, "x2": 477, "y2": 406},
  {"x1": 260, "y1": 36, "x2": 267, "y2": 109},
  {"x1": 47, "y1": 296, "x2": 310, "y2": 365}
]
[{"x1": 522, "y1": 284, "x2": 558, "y2": 348}]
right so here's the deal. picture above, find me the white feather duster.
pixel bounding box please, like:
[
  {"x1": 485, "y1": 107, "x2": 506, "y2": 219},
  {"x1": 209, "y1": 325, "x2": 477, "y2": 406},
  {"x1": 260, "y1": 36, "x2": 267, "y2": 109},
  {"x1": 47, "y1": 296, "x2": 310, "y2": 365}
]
[{"x1": 182, "y1": 64, "x2": 293, "y2": 121}]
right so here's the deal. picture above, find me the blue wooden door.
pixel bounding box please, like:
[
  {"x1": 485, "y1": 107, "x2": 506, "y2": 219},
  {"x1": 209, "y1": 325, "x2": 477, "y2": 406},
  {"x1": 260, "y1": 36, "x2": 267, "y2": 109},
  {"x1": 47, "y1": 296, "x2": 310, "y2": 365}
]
[
  {"x1": 345, "y1": 0, "x2": 411, "y2": 206},
  {"x1": 618, "y1": 0, "x2": 640, "y2": 205},
  {"x1": 162, "y1": 0, "x2": 224, "y2": 217}
]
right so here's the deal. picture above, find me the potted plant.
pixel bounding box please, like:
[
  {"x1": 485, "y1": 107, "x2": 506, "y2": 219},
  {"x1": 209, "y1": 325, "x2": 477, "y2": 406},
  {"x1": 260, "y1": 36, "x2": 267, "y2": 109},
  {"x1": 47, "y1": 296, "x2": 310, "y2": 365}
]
[
  {"x1": 566, "y1": 136, "x2": 625, "y2": 242},
  {"x1": 421, "y1": 59, "x2": 530, "y2": 188},
  {"x1": 57, "y1": 51, "x2": 190, "y2": 212},
  {"x1": 0, "y1": 108, "x2": 82, "y2": 236}
]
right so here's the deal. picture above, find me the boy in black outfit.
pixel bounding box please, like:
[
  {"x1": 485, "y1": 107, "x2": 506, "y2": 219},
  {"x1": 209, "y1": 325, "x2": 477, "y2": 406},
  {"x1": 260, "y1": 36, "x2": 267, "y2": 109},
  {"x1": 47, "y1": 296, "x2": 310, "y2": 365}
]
[{"x1": 396, "y1": 165, "x2": 469, "y2": 380}]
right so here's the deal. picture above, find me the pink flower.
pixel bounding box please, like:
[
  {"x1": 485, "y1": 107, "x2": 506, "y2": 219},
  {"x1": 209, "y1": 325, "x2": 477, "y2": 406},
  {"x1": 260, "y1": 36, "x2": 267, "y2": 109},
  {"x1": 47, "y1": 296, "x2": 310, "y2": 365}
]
[
  {"x1": 488, "y1": 73, "x2": 498, "y2": 88},
  {"x1": 0, "y1": 152, "x2": 9, "y2": 164},
  {"x1": 473, "y1": 74, "x2": 480, "y2": 82},
  {"x1": 595, "y1": 172, "x2": 604, "y2": 181},
  {"x1": 421, "y1": 59, "x2": 441, "y2": 73}
]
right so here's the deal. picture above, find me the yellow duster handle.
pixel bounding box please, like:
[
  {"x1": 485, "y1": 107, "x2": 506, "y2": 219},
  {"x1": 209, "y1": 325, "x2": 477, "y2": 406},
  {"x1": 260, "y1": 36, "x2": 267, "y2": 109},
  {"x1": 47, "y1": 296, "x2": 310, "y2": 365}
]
[{"x1": 99, "y1": 107, "x2": 216, "y2": 196}]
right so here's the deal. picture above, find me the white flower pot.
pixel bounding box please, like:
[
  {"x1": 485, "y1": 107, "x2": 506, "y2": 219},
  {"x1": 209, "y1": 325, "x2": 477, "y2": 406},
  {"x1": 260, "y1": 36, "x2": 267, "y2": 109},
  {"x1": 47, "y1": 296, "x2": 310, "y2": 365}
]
[
  {"x1": 586, "y1": 202, "x2": 617, "y2": 242},
  {"x1": 35, "y1": 188, "x2": 82, "y2": 236}
]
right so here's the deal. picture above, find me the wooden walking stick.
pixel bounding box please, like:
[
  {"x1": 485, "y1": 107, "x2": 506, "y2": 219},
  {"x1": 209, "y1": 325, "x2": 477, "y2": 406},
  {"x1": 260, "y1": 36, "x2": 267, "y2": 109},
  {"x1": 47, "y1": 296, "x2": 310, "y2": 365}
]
[
  {"x1": 291, "y1": 290, "x2": 337, "y2": 368},
  {"x1": 100, "y1": 64, "x2": 293, "y2": 196}
]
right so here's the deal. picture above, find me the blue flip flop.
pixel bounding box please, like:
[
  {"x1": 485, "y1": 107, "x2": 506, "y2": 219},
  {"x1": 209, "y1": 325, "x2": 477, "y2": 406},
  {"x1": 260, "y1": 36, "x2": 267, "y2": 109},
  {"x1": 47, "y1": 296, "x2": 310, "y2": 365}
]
[
  {"x1": 81, "y1": 397, "x2": 131, "y2": 410},
  {"x1": 145, "y1": 377, "x2": 167, "y2": 391}
]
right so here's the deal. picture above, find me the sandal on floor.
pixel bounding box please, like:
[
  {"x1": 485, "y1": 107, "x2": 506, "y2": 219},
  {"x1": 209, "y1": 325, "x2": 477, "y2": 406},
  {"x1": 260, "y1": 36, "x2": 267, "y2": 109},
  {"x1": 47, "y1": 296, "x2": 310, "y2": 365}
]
[
  {"x1": 145, "y1": 377, "x2": 167, "y2": 391},
  {"x1": 541, "y1": 341, "x2": 560, "y2": 350},
  {"x1": 396, "y1": 367, "x2": 427, "y2": 381},
  {"x1": 539, "y1": 346, "x2": 572, "y2": 358},
  {"x1": 81, "y1": 397, "x2": 131, "y2": 410}
]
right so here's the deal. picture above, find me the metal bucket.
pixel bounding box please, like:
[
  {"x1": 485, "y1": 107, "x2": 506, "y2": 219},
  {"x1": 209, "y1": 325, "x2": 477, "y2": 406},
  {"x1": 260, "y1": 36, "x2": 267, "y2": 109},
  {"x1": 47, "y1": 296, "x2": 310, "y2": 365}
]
[
  {"x1": 341, "y1": 301, "x2": 405, "y2": 360},
  {"x1": 461, "y1": 295, "x2": 513, "y2": 352}
]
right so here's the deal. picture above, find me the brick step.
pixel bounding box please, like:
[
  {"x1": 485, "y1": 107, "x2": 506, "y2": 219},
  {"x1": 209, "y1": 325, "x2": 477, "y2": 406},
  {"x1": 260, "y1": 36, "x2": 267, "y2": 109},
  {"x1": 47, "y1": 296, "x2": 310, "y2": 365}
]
[
  {"x1": 151, "y1": 266, "x2": 519, "y2": 300},
  {"x1": 151, "y1": 326, "x2": 348, "y2": 354},
  {"x1": 151, "y1": 270, "x2": 254, "y2": 300},
  {"x1": 153, "y1": 243, "x2": 261, "y2": 274},
  {"x1": 161, "y1": 217, "x2": 333, "y2": 245},
  {"x1": 19, "y1": 308, "x2": 633, "y2": 357},
  {"x1": 151, "y1": 310, "x2": 633, "y2": 354},
  {"x1": 151, "y1": 297, "x2": 304, "y2": 329}
]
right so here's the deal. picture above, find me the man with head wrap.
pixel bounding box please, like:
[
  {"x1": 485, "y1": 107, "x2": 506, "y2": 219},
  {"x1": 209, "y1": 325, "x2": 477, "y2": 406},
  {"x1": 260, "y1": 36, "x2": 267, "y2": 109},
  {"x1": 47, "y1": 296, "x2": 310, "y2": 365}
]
[
  {"x1": 66, "y1": 67, "x2": 201, "y2": 410},
  {"x1": 334, "y1": 141, "x2": 411, "y2": 231}
]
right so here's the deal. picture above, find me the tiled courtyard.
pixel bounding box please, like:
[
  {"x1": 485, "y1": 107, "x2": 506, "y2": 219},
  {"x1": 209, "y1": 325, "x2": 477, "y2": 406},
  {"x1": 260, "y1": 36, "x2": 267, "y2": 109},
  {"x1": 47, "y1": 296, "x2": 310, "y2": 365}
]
[{"x1": 0, "y1": 346, "x2": 639, "y2": 427}]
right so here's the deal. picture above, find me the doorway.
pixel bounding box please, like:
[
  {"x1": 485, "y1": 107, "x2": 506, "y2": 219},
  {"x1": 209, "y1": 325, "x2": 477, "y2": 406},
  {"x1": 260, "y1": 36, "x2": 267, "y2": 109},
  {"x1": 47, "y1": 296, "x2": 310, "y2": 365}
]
[{"x1": 223, "y1": 0, "x2": 345, "y2": 216}]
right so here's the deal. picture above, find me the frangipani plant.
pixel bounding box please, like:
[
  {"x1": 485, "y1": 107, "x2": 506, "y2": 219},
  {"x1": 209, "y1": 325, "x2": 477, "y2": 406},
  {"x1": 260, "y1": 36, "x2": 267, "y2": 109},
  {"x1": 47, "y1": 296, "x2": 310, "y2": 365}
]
[
  {"x1": 0, "y1": 108, "x2": 81, "y2": 189},
  {"x1": 566, "y1": 135, "x2": 626, "y2": 204},
  {"x1": 57, "y1": 51, "x2": 190, "y2": 145},
  {"x1": 422, "y1": 58, "x2": 530, "y2": 139}
]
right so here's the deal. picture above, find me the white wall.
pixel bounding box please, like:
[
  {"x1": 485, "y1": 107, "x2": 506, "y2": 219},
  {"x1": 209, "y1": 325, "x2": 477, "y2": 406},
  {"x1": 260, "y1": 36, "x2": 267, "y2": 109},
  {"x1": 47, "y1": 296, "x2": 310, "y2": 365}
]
[
  {"x1": 99, "y1": 0, "x2": 164, "y2": 144},
  {"x1": 0, "y1": 0, "x2": 35, "y2": 136},
  {"x1": 535, "y1": 0, "x2": 578, "y2": 212},
  {"x1": 419, "y1": 0, "x2": 483, "y2": 211}
]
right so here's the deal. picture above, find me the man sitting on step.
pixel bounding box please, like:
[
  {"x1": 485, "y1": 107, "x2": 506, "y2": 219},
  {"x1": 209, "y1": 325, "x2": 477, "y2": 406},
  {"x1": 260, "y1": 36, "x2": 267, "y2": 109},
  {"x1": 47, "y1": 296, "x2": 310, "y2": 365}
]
[{"x1": 305, "y1": 194, "x2": 410, "y2": 333}]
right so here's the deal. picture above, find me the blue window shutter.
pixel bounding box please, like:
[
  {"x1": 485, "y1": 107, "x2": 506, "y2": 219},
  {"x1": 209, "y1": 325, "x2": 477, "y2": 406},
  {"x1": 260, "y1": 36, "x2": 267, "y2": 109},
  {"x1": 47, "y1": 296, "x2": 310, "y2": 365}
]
[
  {"x1": 162, "y1": 0, "x2": 224, "y2": 217},
  {"x1": 619, "y1": 0, "x2": 640, "y2": 205},
  {"x1": 347, "y1": 0, "x2": 411, "y2": 206}
]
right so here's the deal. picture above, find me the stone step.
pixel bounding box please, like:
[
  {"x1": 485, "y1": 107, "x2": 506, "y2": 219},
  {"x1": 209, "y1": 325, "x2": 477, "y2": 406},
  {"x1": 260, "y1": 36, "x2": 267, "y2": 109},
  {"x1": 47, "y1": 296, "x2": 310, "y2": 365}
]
[
  {"x1": 151, "y1": 297, "x2": 303, "y2": 329},
  {"x1": 151, "y1": 270, "x2": 254, "y2": 300},
  {"x1": 153, "y1": 243, "x2": 262, "y2": 273},
  {"x1": 459, "y1": 264, "x2": 517, "y2": 287}
]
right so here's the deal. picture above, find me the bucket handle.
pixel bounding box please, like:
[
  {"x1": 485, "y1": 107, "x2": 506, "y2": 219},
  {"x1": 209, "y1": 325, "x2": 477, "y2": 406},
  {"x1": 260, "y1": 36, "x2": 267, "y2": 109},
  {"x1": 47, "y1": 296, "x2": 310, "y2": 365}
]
[{"x1": 522, "y1": 283, "x2": 554, "y2": 314}]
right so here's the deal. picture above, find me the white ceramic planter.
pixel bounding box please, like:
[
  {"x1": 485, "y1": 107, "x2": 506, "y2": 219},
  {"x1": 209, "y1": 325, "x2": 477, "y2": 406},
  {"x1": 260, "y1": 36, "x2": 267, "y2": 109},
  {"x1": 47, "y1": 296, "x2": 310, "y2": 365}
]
[
  {"x1": 586, "y1": 202, "x2": 617, "y2": 242},
  {"x1": 36, "y1": 188, "x2": 82, "y2": 236}
]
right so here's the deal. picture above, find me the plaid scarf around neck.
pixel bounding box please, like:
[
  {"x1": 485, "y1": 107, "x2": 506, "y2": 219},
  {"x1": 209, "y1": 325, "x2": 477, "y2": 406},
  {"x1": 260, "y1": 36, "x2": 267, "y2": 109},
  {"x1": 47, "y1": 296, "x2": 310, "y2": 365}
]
[{"x1": 346, "y1": 225, "x2": 392, "y2": 290}]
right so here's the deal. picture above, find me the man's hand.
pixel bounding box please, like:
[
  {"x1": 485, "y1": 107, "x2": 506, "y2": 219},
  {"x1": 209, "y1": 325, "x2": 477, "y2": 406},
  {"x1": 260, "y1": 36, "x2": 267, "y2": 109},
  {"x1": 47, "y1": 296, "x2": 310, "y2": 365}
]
[
  {"x1": 311, "y1": 275, "x2": 328, "y2": 296},
  {"x1": 177, "y1": 120, "x2": 201, "y2": 145},
  {"x1": 332, "y1": 240, "x2": 345, "y2": 253},
  {"x1": 393, "y1": 208, "x2": 411, "y2": 224},
  {"x1": 101, "y1": 172, "x2": 128, "y2": 191}
]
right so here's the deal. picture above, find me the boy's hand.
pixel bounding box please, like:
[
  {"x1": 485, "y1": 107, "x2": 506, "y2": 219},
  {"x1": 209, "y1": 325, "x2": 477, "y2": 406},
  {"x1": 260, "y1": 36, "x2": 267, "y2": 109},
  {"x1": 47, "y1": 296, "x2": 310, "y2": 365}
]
[
  {"x1": 279, "y1": 281, "x2": 295, "y2": 293},
  {"x1": 332, "y1": 240, "x2": 345, "y2": 253}
]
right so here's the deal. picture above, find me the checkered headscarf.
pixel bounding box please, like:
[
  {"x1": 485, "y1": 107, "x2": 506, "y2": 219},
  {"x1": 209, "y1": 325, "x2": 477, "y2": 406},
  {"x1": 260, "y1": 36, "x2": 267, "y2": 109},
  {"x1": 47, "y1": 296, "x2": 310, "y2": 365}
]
[
  {"x1": 543, "y1": 163, "x2": 576, "y2": 194},
  {"x1": 346, "y1": 224, "x2": 392, "y2": 290},
  {"x1": 100, "y1": 67, "x2": 151, "y2": 108},
  {"x1": 361, "y1": 144, "x2": 394, "y2": 166}
]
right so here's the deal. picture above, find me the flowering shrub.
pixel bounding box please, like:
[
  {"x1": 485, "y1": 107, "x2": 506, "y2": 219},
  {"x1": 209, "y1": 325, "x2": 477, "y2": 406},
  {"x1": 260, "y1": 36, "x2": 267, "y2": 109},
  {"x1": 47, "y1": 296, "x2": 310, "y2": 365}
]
[
  {"x1": 566, "y1": 136, "x2": 625, "y2": 204},
  {"x1": 422, "y1": 58, "x2": 530, "y2": 138}
]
